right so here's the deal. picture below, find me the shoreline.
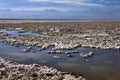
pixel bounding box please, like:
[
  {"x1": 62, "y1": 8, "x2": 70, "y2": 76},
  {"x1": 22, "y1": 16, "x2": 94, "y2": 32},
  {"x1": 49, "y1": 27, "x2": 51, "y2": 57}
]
[{"x1": 0, "y1": 20, "x2": 120, "y2": 23}]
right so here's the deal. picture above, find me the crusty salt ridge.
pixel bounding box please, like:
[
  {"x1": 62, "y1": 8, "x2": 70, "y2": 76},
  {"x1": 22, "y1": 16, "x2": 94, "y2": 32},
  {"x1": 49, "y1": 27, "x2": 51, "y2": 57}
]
[
  {"x1": 0, "y1": 21, "x2": 120, "y2": 50},
  {"x1": 0, "y1": 57, "x2": 85, "y2": 80}
]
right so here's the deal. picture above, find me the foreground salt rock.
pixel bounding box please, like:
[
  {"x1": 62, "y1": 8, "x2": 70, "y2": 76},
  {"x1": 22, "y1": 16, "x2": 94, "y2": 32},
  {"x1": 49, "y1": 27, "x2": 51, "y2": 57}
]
[
  {"x1": 0, "y1": 57, "x2": 85, "y2": 80},
  {"x1": 0, "y1": 32, "x2": 8, "y2": 37}
]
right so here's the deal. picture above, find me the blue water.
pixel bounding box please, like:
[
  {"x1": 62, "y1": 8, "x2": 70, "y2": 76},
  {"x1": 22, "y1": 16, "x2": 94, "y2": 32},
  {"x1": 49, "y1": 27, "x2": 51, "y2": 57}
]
[
  {"x1": 0, "y1": 42, "x2": 120, "y2": 80},
  {"x1": 0, "y1": 29, "x2": 43, "y2": 36},
  {"x1": 0, "y1": 29, "x2": 120, "y2": 80},
  {"x1": 0, "y1": 29, "x2": 19, "y2": 36}
]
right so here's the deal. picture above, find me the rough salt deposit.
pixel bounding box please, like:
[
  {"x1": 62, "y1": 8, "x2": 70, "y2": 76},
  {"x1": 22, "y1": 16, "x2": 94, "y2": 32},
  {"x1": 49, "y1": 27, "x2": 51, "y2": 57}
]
[
  {"x1": 0, "y1": 21, "x2": 120, "y2": 50},
  {"x1": 0, "y1": 57, "x2": 85, "y2": 80},
  {"x1": 0, "y1": 32, "x2": 8, "y2": 37},
  {"x1": 80, "y1": 51, "x2": 94, "y2": 58},
  {"x1": 0, "y1": 20, "x2": 120, "y2": 80},
  {"x1": 1, "y1": 33, "x2": 119, "y2": 50}
]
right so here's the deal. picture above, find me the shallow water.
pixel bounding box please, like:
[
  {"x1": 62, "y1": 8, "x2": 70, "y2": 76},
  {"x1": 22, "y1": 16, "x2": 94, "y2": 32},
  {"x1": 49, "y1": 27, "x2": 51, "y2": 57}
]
[
  {"x1": 0, "y1": 42, "x2": 120, "y2": 80},
  {"x1": 0, "y1": 29, "x2": 50, "y2": 37},
  {"x1": 0, "y1": 29, "x2": 39, "y2": 36},
  {"x1": 0, "y1": 29, "x2": 19, "y2": 36},
  {"x1": 0, "y1": 29, "x2": 120, "y2": 80}
]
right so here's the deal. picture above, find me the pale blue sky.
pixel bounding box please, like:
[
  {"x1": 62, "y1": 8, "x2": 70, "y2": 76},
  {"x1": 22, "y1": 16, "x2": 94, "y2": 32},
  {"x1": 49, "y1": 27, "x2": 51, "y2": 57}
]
[{"x1": 0, "y1": 0, "x2": 120, "y2": 19}]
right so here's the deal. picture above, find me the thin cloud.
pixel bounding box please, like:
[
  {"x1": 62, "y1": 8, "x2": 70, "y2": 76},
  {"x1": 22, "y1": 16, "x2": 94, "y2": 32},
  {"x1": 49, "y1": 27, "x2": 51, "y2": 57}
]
[
  {"x1": 27, "y1": 0, "x2": 104, "y2": 7},
  {"x1": 0, "y1": 7, "x2": 69, "y2": 12},
  {"x1": 0, "y1": 2, "x2": 8, "y2": 7}
]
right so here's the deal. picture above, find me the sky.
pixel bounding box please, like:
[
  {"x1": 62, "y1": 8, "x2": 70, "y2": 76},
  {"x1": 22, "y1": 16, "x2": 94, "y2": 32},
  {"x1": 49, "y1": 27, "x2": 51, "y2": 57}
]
[{"x1": 0, "y1": 0, "x2": 120, "y2": 19}]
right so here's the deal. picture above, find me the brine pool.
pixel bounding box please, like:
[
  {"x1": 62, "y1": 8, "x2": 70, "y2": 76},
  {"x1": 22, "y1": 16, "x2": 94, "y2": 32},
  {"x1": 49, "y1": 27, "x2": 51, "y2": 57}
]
[{"x1": 0, "y1": 29, "x2": 120, "y2": 80}]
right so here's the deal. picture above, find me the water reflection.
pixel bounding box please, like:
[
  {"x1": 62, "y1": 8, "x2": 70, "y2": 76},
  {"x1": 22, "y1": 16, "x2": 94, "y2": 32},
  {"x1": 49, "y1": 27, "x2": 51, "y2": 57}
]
[
  {"x1": 0, "y1": 29, "x2": 19, "y2": 36},
  {"x1": 0, "y1": 29, "x2": 50, "y2": 37},
  {"x1": 0, "y1": 42, "x2": 120, "y2": 80},
  {"x1": 58, "y1": 62, "x2": 80, "y2": 68},
  {"x1": 91, "y1": 66, "x2": 120, "y2": 80}
]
